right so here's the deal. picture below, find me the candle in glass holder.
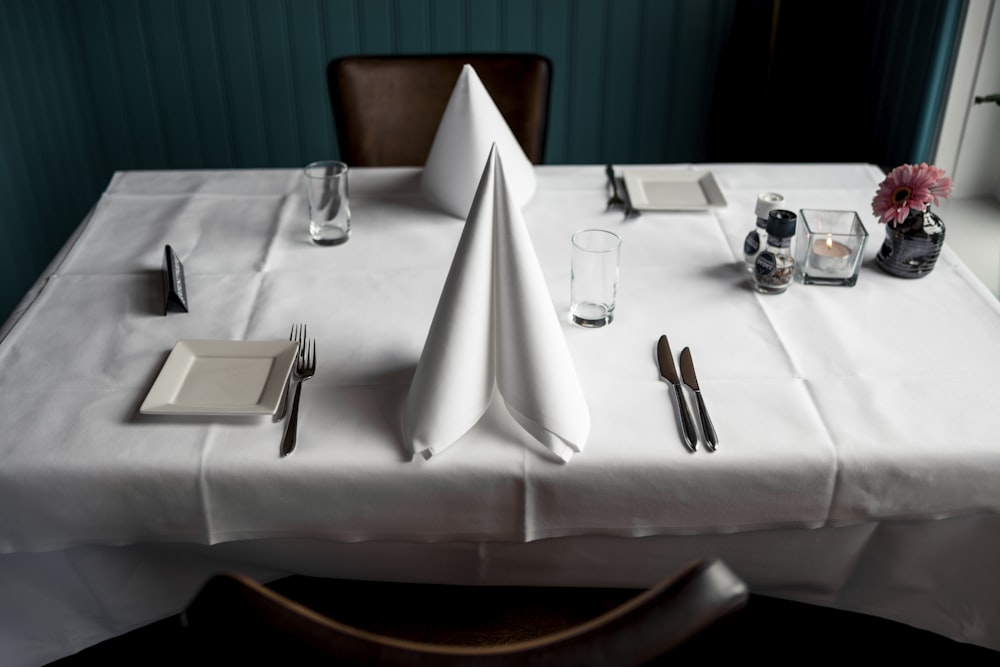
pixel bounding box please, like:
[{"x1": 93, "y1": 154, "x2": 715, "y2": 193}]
[{"x1": 811, "y1": 234, "x2": 851, "y2": 272}]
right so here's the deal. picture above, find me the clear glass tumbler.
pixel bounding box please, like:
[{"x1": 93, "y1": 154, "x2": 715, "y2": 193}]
[
  {"x1": 304, "y1": 160, "x2": 351, "y2": 246},
  {"x1": 570, "y1": 228, "x2": 622, "y2": 328}
]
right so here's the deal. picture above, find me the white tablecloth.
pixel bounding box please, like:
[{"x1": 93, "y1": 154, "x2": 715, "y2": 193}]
[{"x1": 3, "y1": 164, "x2": 1000, "y2": 664}]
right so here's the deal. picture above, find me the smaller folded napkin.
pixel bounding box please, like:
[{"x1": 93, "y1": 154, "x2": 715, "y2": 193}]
[
  {"x1": 404, "y1": 144, "x2": 590, "y2": 462},
  {"x1": 421, "y1": 64, "x2": 537, "y2": 219}
]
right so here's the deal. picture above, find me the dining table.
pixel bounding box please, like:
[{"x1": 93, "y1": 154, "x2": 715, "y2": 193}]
[{"x1": 3, "y1": 162, "x2": 1000, "y2": 665}]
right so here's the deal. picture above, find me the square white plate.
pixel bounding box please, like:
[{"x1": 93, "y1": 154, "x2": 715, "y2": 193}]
[
  {"x1": 622, "y1": 169, "x2": 727, "y2": 211},
  {"x1": 140, "y1": 339, "x2": 298, "y2": 416}
]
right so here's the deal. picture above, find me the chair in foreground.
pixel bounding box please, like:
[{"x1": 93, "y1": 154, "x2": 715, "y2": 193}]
[
  {"x1": 181, "y1": 559, "x2": 748, "y2": 666},
  {"x1": 328, "y1": 54, "x2": 552, "y2": 167}
]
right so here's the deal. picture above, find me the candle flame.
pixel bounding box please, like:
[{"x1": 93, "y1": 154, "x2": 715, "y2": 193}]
[{"x1": 825, "y1": 235, "x2": 833, "y2": 250}]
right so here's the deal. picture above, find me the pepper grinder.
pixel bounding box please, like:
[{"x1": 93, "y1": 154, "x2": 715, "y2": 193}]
[{"x1": 753, "y1": 209, "x2": 797, "y2": 294}]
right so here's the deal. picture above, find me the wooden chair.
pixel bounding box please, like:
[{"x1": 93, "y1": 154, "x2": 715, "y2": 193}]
[
  {"x1": 181, "y1": 559, "x2": 748, "y2": 666},
  {"x1": 328, "y1": 54, "x2": 552, "y2": 167}
]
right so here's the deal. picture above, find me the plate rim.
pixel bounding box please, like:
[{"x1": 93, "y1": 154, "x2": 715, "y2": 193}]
[
  {"x1": 622, "y1": 168, "x2": 728, "y2": 211},
  {"x1": 140, "y1": 338, "x2": 298, "y2": 416}
]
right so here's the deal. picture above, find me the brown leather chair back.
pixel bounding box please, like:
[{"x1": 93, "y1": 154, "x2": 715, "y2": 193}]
[
  {"x1": 182, "y1": 559, "x2": 748, "y2": 666},
  {"x1": 328, "y1": 54, "x2": 551, "y2": 167}
]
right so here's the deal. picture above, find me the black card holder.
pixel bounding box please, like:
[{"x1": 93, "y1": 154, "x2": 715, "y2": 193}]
[{"x1": 162, "y1": 245, "x2": 189, "y2": 314}]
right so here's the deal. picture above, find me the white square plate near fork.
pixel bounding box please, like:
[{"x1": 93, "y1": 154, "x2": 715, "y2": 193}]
[
  {"x1": 622, "y1": 169, "x2": 727, "y2": 211},
  {"x1": 140, "y1": 339, "x2": 298, "y2": 416}
]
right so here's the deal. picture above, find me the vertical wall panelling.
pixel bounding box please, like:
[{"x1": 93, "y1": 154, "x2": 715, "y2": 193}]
[
  {"x1": 633, "y1": 0, "x2": 676, "y2": 163},
  {"x1": 45, "y1": 1, "x2": 111, "y2": 216},
  {"x1": 359, "y1": 0, "x2": 397, "y2": 53},
  {"x1": 537, "y1": 0, "x2": 572, "y2": 163},
  {"x1": 2, "y1": 2, "x2": 56, "y2": 225},
  {"x1": 319, "y1": 0, "x2": 363, "y2": 159},
  {"x1": 602, "y1": 0, "x2": 643, "y2": 164},
  {"x1": 501, "y1": 0, "x2": 538, "y2": 53},
  {"x1": 0, "y1": 2, "x2": 45, "y2": 269},
  {"x1": 252, "y1": 0, "x2": 302, "y2": 166},
  {"x1": 216, "y1": 0, "x2": 271, "y2": 166},
  {"x1": 75, "y1": 1, "x2": 138, "y2": 168},
  {"x1": 429, "y1": 0, "x2": 466, "y2": 52},
  {"x1": 176, "y1": 0, "x2": 237, "y2": 166},
  {"x1": 111, "y1": 0, "x2": 170, "y2": 167},
  {"x1": 0, "y1": 7, "x2": 38, "y2": 282},
  {"x1": 567, "y1": 0, "x2": 611, "y2": 163},
  {"x1": 14, "y1": 2, "x2": 65, "y2": 198},
  {"x1": 466, "y1": 1, "x2": 501, "y2": 51},
  {"x1": 146, "y1": 0, "x2": 204, "y2": 167},
  {"x1": 24, "y1": 0, "x2": 79, "y2": 216},
  {"x1": 323, "y1": 0, "x2": 362, "y2": 62},
  {"x1": 665, "y1": 1, "x2": 704, "y2": 160},
  {"x1": 0, "y1": 0, "x2": 111, "y2": 323},
  {"x1": 396, "y1": 1, "x2": 431, "y2": 53},
  {"x1": 288, "y1": 0, "x2": 334, "y2": 162}
]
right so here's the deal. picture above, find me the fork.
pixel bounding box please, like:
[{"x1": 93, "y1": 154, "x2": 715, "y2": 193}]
[
  {"x1": 279, "y1": 334, "x2": 316, "y2": 457},
  {"x1": 273, "y1": 324, "x2": 304, "y2": 423},
  {"x1": 605, "y1": 164, "x2": 625, "y2": 211},
  {"x1": 624, "y1": 196, "x2": 641, "y2": 220}
]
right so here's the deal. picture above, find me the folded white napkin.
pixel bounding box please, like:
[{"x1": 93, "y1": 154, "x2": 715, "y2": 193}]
[
  {"x1": 404, "y1": 145, "x2": 590, "y2": 462},
  {"x1": 421, "y1": 64, "x2": 537, "y2": 219}
]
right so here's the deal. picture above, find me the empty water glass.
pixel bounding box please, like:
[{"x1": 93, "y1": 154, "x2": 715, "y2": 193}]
[
  {"x1": 570, "y1": 229, "x2": 622, "y2": 328},
  {"x1": 304, "y1": 160, "x2": 351, "y2": 246}
]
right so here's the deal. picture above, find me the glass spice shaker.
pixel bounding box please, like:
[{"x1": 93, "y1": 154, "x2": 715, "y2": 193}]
[
  {"x1": 753, "y1": 209, "x2": 797, "y2": 294},
  {"x1": 743, "y1": 192, "x2": 785, "y2": 273}
]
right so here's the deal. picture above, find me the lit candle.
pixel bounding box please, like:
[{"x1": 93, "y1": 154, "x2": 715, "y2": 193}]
[{"x1": 811, "y1": 234, "x2": 851, "y2": 272}]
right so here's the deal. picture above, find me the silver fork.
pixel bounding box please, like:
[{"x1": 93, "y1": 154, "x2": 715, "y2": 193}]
[
  {"x1": 273, "y1": 324, "x2": 304, "y2": 423},
  {"x1": 279, "y1": 334, "x2": 316, "y2": 457},
  {"x1": 624, "y1": 196, "x2": 641, "y2": 220},
  {"x1": 605, "y1": 164, "x2": 625, "y2": 211}
]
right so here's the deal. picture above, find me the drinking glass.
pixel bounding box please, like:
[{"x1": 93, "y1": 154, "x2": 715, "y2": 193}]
[
  {"x1": 570, "y1": 229, "x2": 622, "y2": 328},
  {"x1": 304, "y1": 160, "x2": 351, "y2": 246}
]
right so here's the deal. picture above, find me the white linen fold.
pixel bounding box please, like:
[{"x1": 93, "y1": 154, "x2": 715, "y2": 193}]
[
  {"x1": 404, "y1": 146, "x2": 590, "y2": 462},
  {"x1": 421, "y1": 64, "x2": 536, "y2": 219}
]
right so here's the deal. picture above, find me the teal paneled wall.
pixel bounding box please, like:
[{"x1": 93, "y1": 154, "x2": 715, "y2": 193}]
[
  {"x1": 0, "y1": 0, "x2": 966, "y2": 324},
  {"x1": 65, "y1": 0, "x2": 741, "y2": 169},
  {"x1": 0, "y1": 0, "x2": 109, "y2": 324}
]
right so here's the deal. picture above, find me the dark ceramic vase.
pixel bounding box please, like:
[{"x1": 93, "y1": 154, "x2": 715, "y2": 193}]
[{"x1": 875, "y1": 208, "x2": 945, "y2": 278}]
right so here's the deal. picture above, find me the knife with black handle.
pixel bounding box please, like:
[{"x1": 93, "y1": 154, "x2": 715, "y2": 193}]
[
  {"x1": 680, "y1": 346, "x2": 718, "y2": 451},
  {"x1": 656, "y1": 335, "x2": 698, "y2": 452}
]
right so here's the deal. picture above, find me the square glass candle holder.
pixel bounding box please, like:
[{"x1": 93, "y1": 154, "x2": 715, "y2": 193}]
[{"x1": 794, "y1": 209, "x2": 869, "y2": 286}]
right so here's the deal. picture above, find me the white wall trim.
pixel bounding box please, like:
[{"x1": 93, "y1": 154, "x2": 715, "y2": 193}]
[{"x1": 935, "y1": 0, "x2": 1000, "y2": 198}]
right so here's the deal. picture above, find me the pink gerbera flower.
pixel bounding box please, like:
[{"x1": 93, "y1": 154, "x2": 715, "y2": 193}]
[
  {"x1": 871, "y1": 163, "x2": 953, "y2": 226},
  {"x1": 918, "y1": 162, "x2": 953, "y2": 206}
]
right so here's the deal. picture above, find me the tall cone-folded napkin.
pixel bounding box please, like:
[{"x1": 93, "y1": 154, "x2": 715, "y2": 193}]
[
  {"x1": 404, "y1": 145, "x2": 590, "y2": 462},
  {"x1": 421, "y1": 64, "x2": 537, "y2": 219}
]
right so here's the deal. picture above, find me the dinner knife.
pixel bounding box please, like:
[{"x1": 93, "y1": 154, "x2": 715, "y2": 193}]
[
  {"x1": 656, "y1": 335, "x2": 698, "y2": 452},
  {"x1": 680, "y1": 346, "x2": 718, "y2": 451}
]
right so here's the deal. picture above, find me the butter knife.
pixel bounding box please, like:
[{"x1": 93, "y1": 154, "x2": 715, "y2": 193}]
[
  {"x1": 680, "y1": 346, "x2": 718, "y2": 451},
  {"x1": 656, "y1": 335, "x2": 698, "y2": 452}
]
